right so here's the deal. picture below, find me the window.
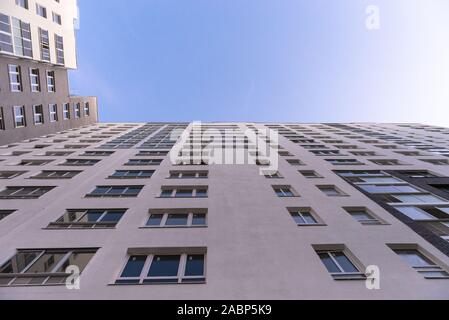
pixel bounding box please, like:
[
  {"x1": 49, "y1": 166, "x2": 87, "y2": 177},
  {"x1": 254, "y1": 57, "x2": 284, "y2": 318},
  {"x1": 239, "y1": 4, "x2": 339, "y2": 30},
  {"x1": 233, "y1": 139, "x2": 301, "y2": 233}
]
[
  {"x1": 315, "y1": 247, "x2": 365, "y2": 280},
  {"x1": 344, "y1": 207, "x2": 384, "y2": 225},
  {"x1": 87, "y1": 186, "x2": 143, "y2": 198},
  {"x1": 0, "y1": 107, "x2": 4, "y2": 130},
  {"x1": 63, "y1": 103, "x2": 70, "y2": 120},
  {"x1": 74, "y1": 103, "x2": 81, "y2": 118},
  {"x1": 61, "y1": 159, "x2": 100, "y2": 166},
  {"x1": 0, "y1": 171, "x2": 26, "y2": 179},
  {"x1": 54, "y1": 34, "x2": 64, "y2": 64},
  {"x1": 0, "y1": 210, "x2": 15, "y2": 221},
  {"x1": 264, "y1": 172, "x2": 283, "y2": 179},
  {"x1": 169, "y1": 171, "x2": 208, "y2": 179},
  {"x1": 48, "y1": 209, "x2": 126, "y2": 229},
  {"x1": 83, "y1": 102, "x2": 90, "y2": 116},
  {"x1": 286, "y1": 159, "x2": 304, "y2": 166},
  {"x1": 0, "y1": 13, "x2": 14, "y2": 54},
  {"x1": 390, "y1": 247, "x2": 449, "y2": 279},
  {"x1": 160, "y1": 187, "x2": 208, "y2": 198},
  {"x1": 52, "y1": 12, "x2": 62, "y2": 25},
  {"x1": 33, "y1": 105, "x2": 44, "y2": 125},
  {"x1": 82, "y1": 151, "x2": 114, "y2": 157},
  {"x1": 394, "y1": 206, "x2": 449, "y2": 221},
  {"x1": 326, "y1": 159, "x2": 364, "y2": 165},
  {"x1": 137, "y1": 151, "x2": 169, "y2": 156},
  {"x1": 36, "y1": 4, "x2": 47, "y2": 18},
  {"x1": 431, "y1": 185, "x2": 449, "y2": 194},
  {"x1": 31, "y1": 170, "x2": 81, "y2": 179},
  {"x1": 146, "y1": 209, "x2": 207, "y2": 228},
  {"x1": 16, "y1": 0, "x2": 29, "y2": 9},
  {"x1": 273, "y1": 186, "x2": 297, "y2": 197},
  {"x1": 29, "y1": 68, "x2": 41, "y2": 92},
  {"x1": 0, "y1": 186, "x2": 54, "y2": 199},
  {"x1": 359, "y1": 184, "x2": 421, "y2": 194},
  {"x1": 299, "y1": 170, "x2": 322, "y2": 179},
  {"x1": 46, "y1": 70, "x2": 55, "y2": 92},
  {"x1": 289, "y1": 208, "x2": 322, "y2": 226},
  {"x1": 115, "y1": 249, "x2": 206, "y2": 285},
  {"x1": 391, "y1": 194, "x2": 445, "y2": 204},
  {"x1": 397, "y1": 171, "x2": 438, "y2": 179},
  {"x1": 0, "y1": 249, "x2": 97, "y2": 286},
  {"x1": 39, "y1": 28, "x2": 50, "y2": 61},
  {"x1": 318, "y1": 185, "x2": 347, "y2": 197},
  {"x1": 420, "y1": 159, "x2": 449, "y2": 166},
  {"x1": 49, "y1": 104, "x2": 58, "y2": 122},
  {"x1": 19, "y1": 159, "x2": 53, "y2": 166},
  {"x1": 8, "y1": 65, "x2": 22, "y2": 92},
  {"x1": 11, "y1": 18, "x2": 32, "y2": 57},
  {"x1": 125, "y1": 159, "x2": 163, "y2": 166},
  {"x1": 110, "y1": 170, "x2": 154, "y2": 179},
  {"x1": 43, "y1": 151, "x2": 74, "y2": 156},
  {"x1": 369, "y1": 159, "x2": 404, "y2": 166}
]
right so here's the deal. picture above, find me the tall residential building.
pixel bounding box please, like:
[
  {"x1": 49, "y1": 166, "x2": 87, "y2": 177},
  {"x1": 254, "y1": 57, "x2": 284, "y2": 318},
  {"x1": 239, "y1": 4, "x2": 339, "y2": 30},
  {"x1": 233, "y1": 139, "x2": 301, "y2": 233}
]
[
  {"x1": 0, "y1": 122, "x2": 448, "y2": 299},
  {"x1": 0, "y1": 0, "x2": 97, "y2": 145}
]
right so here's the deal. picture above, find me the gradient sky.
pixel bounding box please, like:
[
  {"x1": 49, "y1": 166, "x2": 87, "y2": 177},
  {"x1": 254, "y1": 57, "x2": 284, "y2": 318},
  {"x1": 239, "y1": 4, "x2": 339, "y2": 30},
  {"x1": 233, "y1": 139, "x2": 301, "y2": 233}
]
[{"x1": 69, "y1": 0, "x2": 449, "y2": 126}]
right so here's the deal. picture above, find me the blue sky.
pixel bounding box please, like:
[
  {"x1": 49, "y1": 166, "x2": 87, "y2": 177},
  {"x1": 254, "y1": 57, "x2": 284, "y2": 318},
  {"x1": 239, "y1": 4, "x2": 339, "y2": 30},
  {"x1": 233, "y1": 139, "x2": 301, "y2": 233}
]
[{"x1": 69, "y1": 0, "x2": 449, "y2": 126}]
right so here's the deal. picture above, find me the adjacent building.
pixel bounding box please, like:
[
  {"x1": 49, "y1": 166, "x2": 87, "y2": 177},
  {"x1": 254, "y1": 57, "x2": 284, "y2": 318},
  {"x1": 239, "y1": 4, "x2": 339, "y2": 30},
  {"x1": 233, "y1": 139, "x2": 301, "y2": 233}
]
[
  {"x1": 0, "y1": 122, "x2": 448, "y2": 299},
  {"x1": 0, "y1": 0, "x2": 97, "y2": 145}
]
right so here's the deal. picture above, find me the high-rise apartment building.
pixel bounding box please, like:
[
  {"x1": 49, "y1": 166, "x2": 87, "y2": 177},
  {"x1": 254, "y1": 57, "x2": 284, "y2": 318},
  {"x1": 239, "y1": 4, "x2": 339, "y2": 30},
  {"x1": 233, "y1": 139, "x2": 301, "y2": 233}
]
[
  {"x1": 0, "y1": 0, "x2": 97, "y2": 145},
  {"x1": 0, "y1": 122, "x2": 448, "y2": 299}
]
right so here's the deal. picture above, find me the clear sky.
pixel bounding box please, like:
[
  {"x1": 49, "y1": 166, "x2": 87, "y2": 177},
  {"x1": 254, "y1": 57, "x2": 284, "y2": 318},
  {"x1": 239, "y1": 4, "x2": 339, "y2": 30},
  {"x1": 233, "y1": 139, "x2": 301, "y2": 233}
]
[{"x1": 69, "y1": 0, "x2": 449, "y2": 126}]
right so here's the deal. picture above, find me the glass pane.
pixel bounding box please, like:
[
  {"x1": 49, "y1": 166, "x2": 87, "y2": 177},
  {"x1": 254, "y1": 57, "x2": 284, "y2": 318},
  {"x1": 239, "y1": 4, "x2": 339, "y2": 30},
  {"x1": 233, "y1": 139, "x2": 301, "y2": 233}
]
[
  {"x1": 148, "y1": 255, "x2": 180, "y2": 277},
  {"x1": 147, "y1": 214, "x2": 163, "y2": 226},
  {"x1": 302, "y1": 213, "x2": 318, "y2": 224},
  {"x1": 25, "y1": 251, "x2": 67, "y2": 273},
  {"x1": 184, "y1": 255, "x2": 204, "y2": 276},
  {"x1": 396, "y1": 207, "x2": 434, "y2": 220},
  {"x1": 192, "y1": 214, "x2": 206, "y2": 226},
  {"x1": 395, "y1": 250, "x2": 434, "y2": 267},
  {"x1": 165, "y1": 214, "x2": 188, "y2": 226},
  {"x1": 100, "y1": 212, "x2": 123, "y2": 223},
  {"x1": 318, "y1": 252, "x2": 340, "y2": 273},
  {"x1": 332, "y1": 252, "x2": 359, "y2": 273},
  {"x1": 120, "y1": 256, "x2": 146, "y2": 278}
]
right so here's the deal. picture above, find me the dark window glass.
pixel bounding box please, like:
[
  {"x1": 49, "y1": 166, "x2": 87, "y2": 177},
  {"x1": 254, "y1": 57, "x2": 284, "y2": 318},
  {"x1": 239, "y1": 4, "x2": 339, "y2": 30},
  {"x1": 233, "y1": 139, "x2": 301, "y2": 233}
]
[
  {"x1": 148, "y1": 255, "x2": 180, "y2": 277},
  {"x1": 184, "y1": 255, "x2": 204, "y2": 276},
  {"x1": 120, "y1": 256, "x2": 146, "y2": 278}
]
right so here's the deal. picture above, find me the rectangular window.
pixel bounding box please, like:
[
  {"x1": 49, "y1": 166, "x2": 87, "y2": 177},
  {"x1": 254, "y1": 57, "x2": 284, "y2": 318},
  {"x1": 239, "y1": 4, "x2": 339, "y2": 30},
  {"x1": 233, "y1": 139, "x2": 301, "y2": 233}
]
[
  {"x1": 394, "y1": 206, "x2": 449, "y2": 221},
  {"x1": 287, "y1": 159, "x2": 304, "y2": 166},
  {"x1": 52, "y1": 12, "x2": 62, "y2": 25},
  {"x1": 0, "y1": 210, "x2": 16, "y2": 221},
  {"x1": 146, "y1": 209, "x2": 207, "y2": 228},
  {"x1": 273, "y1": 186, "x2": 297, "y2": 197},
  {"x1": 31, "y1": 170, "x2": 81, "y2": 179},
  {"x1": 35, "y1": 4, "x2": 47, "y2": 18},
  {"x1": 19, "y1": 159, "x2": 53, "y2": 166},
  {"x1": 289, "y1": 208, "x2": 322, "y2": 226},
  {"x1": 317, "y1": 185, "x2": 347, "y2": 197},
  {"x1": 48, "y1": 209, "x2": 126, "y2": 229},
  {"x1": 168, "y1": 171, "x2": 208, "y2": 179},
  {"x1": 32, "y1": 105, "x2": 44, "y2": 125},
  {"x1": 110, "y1": 170, "x2": 154, "y2": 179},
  {"x1": 0, "y1": 107, "x2": 4, "y2": 130},
  {"x1": 16, "y1": 0, "x2": 29, "y2": 9},
  {"x1": 63, "y1": 103, "x2": 70, "y2": 120},
  {"x1": 82, "y1": 151, "x2": 114, "y2": 157},
  {"x1": 29, "y1": 68, "x2": 41, "y2": 92},
  {"x1": 54, "y1": 34, "x2": 64, "y2": 64},
  {"x1": 46, "y1": 70, "x2": 55, "y2": 92},
  {"x1": 0, "y1": 186, "x2": 54, "y2": 199},
  {"x1": 0, "y1": 13, "x2": 14, "y2": 54},
  {"x1": 315, "y1": 247, "x2": 366, "y2": 280},
  {"x1": 136, "y1": 151, "x2": 169, "y2": 156},
  {"x1": 115, "y1": 249, "x2": 206, "y2": 285},
  {"x1": 126, "y1": 159, "x2": 163, "y2": 166},
  {"x1": 0, "y1": 171, "x2": 26, "y2": 179},
  {"x1": 87, "y1": 186, "x2": 143, "y2": 198},
  {"x1": 39, "y1": 28, "x2": 50, "y2": 61},
  {"x1": 0, "y1": 248, "x2": 97, "y2": 286},
  {"x1": 83, "y1": 102, "x2": 90, "y2": 116},
  {"x1": 49, "y1": 104, "x2": 58, "y2": 122},
  {"x1": 326, "y1": 159, "x2": 364, "y2": 165},
  {"x1": 390, "y1": 246, "x2": 449, "y2": 279},
  {"x1": 13, "y1": 106, "x2": 26, "y2": 127},
  {"x1": 11, "y1": 18, "x2": 32, "y2": 57},
  {"x1": 299, "y1": 170, "x2": 322, "y2": 179},
  {"x1": 8, "y1": 65, "x2": 22, "y2": 92},
  {"x1": 61, "y1": 159, "x2": 100, "y2": 166},
  {"x1": 344, "y1": 207, "x2": 385, "y2": 225},
  {"x1": 159, "y1": 187, "x2": 208, "y2": 198},
  {"x1": 74, "y1": 103, "x2": 81, "y2": 118}
]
